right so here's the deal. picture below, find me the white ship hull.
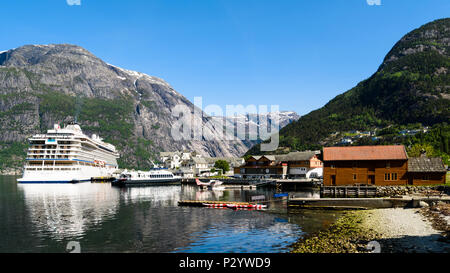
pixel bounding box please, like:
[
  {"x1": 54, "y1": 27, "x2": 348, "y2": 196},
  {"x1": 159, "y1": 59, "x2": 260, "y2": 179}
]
[{"x1": 18, "y1": 165, "x2": 115, "y2": 184}]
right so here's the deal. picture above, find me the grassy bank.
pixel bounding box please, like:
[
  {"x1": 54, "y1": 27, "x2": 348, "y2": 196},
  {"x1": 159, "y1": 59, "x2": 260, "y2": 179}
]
[{"x1": 290, "y1": 211, "x2": 380, "y2": 253}]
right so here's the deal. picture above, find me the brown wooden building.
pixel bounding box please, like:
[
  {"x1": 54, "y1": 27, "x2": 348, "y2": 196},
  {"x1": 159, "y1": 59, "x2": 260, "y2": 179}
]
[
  {"x1": 323, "y1": 145, "x2": 409, "y2": 186},
  {"x1": 234, "y1": 151, "x2": 323, "y2": 179},
  {"x1": 235, "y1": 155, "x2": 282, "y2": 179},
  {"x1": 323, "y1": 145, "x2": 448, "y2": 186},
  {"x1": 407, "y1": 156, "x2": 447, "y2": 185}
]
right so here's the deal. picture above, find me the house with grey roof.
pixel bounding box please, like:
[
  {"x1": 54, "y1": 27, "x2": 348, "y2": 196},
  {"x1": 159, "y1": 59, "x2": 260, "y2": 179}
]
[
  {"x1": 407, "y1": 156, "x2": 447, "y2": 185},
  {"x1": 179, "y1": 156, "x2": 210, "y2": 176},
  {"x1": 235, "y1": 151, "x2": 322, "y2": 179}
]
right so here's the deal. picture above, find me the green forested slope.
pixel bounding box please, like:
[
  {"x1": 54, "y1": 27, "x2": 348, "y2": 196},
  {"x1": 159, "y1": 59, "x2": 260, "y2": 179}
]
[{"x1": 247, "y1": 18, "x2": 450, "y2": 163}]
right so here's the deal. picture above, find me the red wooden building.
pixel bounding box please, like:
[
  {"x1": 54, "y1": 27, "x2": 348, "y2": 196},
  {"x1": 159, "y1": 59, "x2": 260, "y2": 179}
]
[
  {"x1": 323, "y1": 145, "x2": 409, "y2": 186},
  {"x1": 323, "y1": 145, "x2": 447, "y2": 186}
]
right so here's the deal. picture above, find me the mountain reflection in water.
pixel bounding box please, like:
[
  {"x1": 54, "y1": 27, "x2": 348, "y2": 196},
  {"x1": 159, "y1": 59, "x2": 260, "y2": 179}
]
[{"x1": 0, "y1": 176, "x2": 340, "y2": 253}]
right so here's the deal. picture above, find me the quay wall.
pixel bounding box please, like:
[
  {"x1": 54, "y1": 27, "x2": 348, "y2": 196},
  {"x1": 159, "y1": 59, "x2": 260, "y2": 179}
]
[
  {"x1": 289, "y1": 196, "x2": 450, "y2": 209},
  {"x1": 321, "y1": 185, "x2": 450, "y2": 198}
]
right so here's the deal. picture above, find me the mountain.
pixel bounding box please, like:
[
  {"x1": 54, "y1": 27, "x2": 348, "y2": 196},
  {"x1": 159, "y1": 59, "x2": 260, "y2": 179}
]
[
  {"x1": 213, "y1": 110, "x2": 299, "y2": 141},
  {"x1": 0, "y1": 44, "x2": 253, "y2": 171},
  {"x1": 223, "y1": 111, "x2": 300, "y2": 131},
  {"x1": 209, "y1": 111, "x2": 300, "y2": 152},
  {"x1": 246, "y1": 18, "x2": 450, "y2": 158}
]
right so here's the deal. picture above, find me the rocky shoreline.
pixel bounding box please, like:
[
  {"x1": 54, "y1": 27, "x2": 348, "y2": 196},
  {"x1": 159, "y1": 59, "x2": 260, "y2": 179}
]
[
  {"x1": 290, "y1": 211, "x2": 380, "y2": 253},
  {"x1": 291, "y1": 206, "x2": 450, "y2": 253},
  {"x1": 420, "y1": 203, "x2": 450, "y2": 239},
  {"x1": 376, "y1": 185, "x2": 450, "y2": 197}
]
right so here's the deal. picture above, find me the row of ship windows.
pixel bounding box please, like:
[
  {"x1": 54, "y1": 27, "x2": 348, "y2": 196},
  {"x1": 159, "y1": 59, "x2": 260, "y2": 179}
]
[
  {"x1": 138, "y1": 174, "x2": 173, "y2": 178},
  {"x1": 29, "y1": 150, "x2": 77, "y2": 154},
  {"x1": 28, "y1": 162, "x2": 111, "y2": 167},
  {"x1": 29, "y1": 148, "x2": 115, "y2": 158},
  {"x1": 30, "y1": 145, "x2": 77, "y2": 149},
  {"x1": 29, "y1": 156, "x2": 70, "y2": 159}
]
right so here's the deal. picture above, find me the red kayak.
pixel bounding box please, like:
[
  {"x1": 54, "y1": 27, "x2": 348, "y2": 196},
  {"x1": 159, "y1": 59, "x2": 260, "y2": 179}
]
[
  {"x1": 202, "y1": 203, "x2": 228, "y2": 208},
  {"x1": 226, "y1": 204, "x2": 267, "y2": 210},
  {"x1": 202, "y1": 203, "x2": 266, "y2": 210}
]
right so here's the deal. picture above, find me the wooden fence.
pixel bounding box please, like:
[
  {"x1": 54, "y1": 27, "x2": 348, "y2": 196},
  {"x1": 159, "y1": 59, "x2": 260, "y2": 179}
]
[{"x1": 320, "y1": 186, "x2": 377, "y2": 198}]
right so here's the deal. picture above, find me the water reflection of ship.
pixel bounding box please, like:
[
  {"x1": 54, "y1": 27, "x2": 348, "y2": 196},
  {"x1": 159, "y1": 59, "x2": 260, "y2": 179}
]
[{"x1": 18, "y1": 183, "x2": 120, "y2": 240}]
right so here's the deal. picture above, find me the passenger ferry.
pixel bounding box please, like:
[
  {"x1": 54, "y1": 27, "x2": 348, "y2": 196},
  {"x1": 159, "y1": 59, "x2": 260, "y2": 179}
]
[
  {"x1": 17, "y1": 122, "x2": 120, "y2": 184},
  {"x1": 113, "y1": 169, "x2": 181, "y2": 187}
]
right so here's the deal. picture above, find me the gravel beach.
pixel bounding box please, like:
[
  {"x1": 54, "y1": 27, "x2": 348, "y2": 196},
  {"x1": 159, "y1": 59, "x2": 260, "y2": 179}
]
[{"x1": 361, "y1": 208, "x2": 450, "y2": 253}]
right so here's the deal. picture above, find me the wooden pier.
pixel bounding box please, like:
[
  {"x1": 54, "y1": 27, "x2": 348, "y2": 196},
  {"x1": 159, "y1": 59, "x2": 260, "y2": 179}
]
[
  {"x1": 181, "y1": 178, "x2": 275, "y2": 188},
  {"x1": 275, "y1": 179, "x2": 322, "y2": 191},
  {"x1": 181, "y1": 178, "x2": 323, "y2": 189}
]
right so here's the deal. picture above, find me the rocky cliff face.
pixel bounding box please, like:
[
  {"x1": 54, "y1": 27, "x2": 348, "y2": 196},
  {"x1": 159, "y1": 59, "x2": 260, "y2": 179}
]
[{"x1": 0, "y1": 44, "x2": 254, "y2": 170}]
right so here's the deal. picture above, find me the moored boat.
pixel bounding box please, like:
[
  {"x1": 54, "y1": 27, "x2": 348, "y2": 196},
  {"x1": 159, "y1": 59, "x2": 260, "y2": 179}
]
[
  {"x1": 112, "y1": 169, "x2": 181, "y2": 187},
  {"x1": 202, "y1": 203, "x2": 229, "y2": 208},
  {"x1": 226, "y1": 203, "x2": 267, "y2": 210},
  {"x1": 201, "y1": 202, "x2": 267, "y2": 210}
]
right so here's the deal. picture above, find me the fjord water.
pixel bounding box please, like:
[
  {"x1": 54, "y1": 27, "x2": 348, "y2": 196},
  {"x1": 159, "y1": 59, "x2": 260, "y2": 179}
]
[{"x1": 0, "y1": 176, "x2": 339, "y2": 253}]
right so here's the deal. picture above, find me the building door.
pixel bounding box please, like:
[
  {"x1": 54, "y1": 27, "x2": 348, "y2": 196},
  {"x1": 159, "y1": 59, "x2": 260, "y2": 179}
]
[
  {"x1": 368, "y1": 175, "x2": 375, "y2": 185},
  {"x1": 331, "y1": 175, "x2": 336, "y2": 186},
  {"x1": 408, "y1": 176, "x2": 413, "y2": 185}
]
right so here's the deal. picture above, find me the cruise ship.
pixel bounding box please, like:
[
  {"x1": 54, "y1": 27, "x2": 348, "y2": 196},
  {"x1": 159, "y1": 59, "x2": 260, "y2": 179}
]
[{"x1": 17, "y1": 122, "x2": 120, "y2": 184}]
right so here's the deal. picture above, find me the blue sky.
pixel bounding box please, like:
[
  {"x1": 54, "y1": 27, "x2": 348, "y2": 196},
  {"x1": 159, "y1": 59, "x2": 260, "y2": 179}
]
[{"x1": 0, "y1": 0, "x2": 448, "y2": 116}]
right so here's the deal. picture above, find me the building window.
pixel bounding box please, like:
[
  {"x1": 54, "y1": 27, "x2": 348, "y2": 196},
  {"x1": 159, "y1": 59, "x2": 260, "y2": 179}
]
[
  {"x1": 352, "y1": 162, "x2": 357, "y2": 169},
  {"x1": 392, "y1": 173, "x2": 398, "y2": 181},
  {"x1": 353, "y1": 174, "x2": 357, "y2": 180},
  {"x1": 331, "y1": 164, "x2": 335, "y2": 169},
  {"x1": 384, "y1": 173, "x2": 398, "y2": 181},
  {"x1": 386, "y1": 162, "x2": 390, "y2": 169},
  {"x1": 423, "y1": 174, "x2": 430, "y2": 181}
]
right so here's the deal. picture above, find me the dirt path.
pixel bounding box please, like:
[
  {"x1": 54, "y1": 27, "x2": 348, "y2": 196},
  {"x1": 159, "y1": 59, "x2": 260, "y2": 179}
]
[{"x1": 362, "y1": 208, "x2": 450, "y2": 253}]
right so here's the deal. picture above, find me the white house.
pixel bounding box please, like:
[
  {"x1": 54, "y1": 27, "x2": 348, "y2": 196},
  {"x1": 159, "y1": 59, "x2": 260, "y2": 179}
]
[{"x1": 159, "y1": 152, "x2": 184, "y2": 169}]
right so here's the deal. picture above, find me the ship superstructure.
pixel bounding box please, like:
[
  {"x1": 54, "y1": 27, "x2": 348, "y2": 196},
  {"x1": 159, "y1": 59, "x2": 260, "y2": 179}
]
[{"x1": 18, "y1": 122, "x2": 119, "y2": 183}]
